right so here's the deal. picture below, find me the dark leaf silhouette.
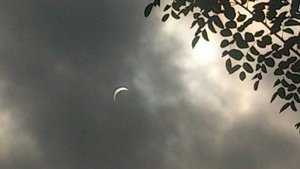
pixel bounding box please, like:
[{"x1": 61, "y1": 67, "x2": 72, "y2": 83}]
[
  {"x1": 221, "y1": 29, "x2": 232, "y2": 37},
  {"x1": 208, "y1": 21, "x2": 217, "y2": 33},
  {"x1": 280, "y1": 102, "x2": 290, "y2": 113},
  {"x1": 295, "y1": 122, "x2": 300, "y2": 132},
  {"x1": 271, "y1": 92, "x2": 278, "y2": 103},
  {"x1": 144, "y1": 3, "x2": 153, "y2": 17},
  {"x1": 192, "y1": 36, "x2": 200, "y2": 48},
  {"x1": 239, "y1": 71, "x2": 246, "y2": 81},
  {"x1": 171, "y1": 10, "x2": 180, "y2": 19},
  {"x1": 285, "y1": 19, "x2": 300, "y2": 26},
  {"x1": 228, "y1": 49, "x2": 243, "y2": 60},
  {"x1": 254, "y1": 81, "x2": 259, "y2": 91},
  {"x1": 212, "y1": 16, "x2": 224, "y2": 28},
  {"x1": 202, "y1": 29, "x2": 209, "y2": 41},
  {"x1": 162, "y1": 14, "x2": 170, "y2": 22},
  {"x1": 250, "y1": 47, "x2": 259, "y2": 55},
  {"x1": 221, "y1": 39, "x2": 230, "y2": 48},
  {"x1": 237, "y1": 13, "x2": 247, "y2": 22},
  {"x1": 243, "y1": 62, "x2": 254, "y2": 73},
  {"x1": 246, "y1": 54, "x2": 255, "y2": 62},
  {"x1": 265, "y1": 58, "x2": 275, "y2": 67},
  {"x1": 226, "y1": 59, "x2": 241, "y2": 74},
  {"x1": 254, "y1": 30, "x2": 264, "y2": 37},
  {"x1": 245, "y1": 32, "x2": 254, "y2": 42}
]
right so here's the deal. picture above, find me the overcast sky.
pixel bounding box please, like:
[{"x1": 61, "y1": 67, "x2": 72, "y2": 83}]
[{"x1": 0, "y1": 1, "x2": 299, "y2": 169}]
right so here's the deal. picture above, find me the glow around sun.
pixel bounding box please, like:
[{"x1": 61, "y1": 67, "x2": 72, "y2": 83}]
[
  {"x1": 192, "y1": 37, "x2": 219, "y2": 65},
  {"x1": 161, "y1": 18, "x2": 219, "y2": 66},
  {"x1": 159, "y1": 17, "x2": 255, "y2": 118}
]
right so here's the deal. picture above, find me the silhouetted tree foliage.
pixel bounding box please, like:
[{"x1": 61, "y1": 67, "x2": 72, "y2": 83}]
[{"x1": 145, "y1": 0, "x2": 300, "y2": 131}]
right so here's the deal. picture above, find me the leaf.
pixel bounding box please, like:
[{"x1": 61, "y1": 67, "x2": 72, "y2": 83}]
[
  {"x1": 212, "y1": 16, "x2": 224, "y2": 28},
  {"x1": 228, "y1": 49, "x2": 243, "y2": 60},
  {"x1": 278, "y1": 61, "x2": 290, "y2": 69},
  {"x1": 294, "y1": 94, "x2": 300, "y2": 103},
  {"x1": 288, "y1": 84, "x2": 297, "y2": 91},
  {"x1": 274, "y1": 68, "x2": 284, "y2": 76},
  {"x1": 171, "y1": 10, "x2": 180, "y2": 19},
  {"x1": 202, "y1": 29, "x2": 209, "y2": 41},
  {"x1": 226, "y1": 59, "x2": 241, "y2": 74},
  {"x1": 250, "y1": 47, "x2": 259, "y2": 55},
  {"x1": 286, "y1": 71, "x2": 300, "y2": 84},
  {"x1": 221, "y1": 29, "x2": 232, "y2": 37},
  {"x1": 224, "y1": 7, "x2": 236, "y2": 20},
  {"x1": 278, "y1": 87, "x2": 286, "y2": 98},
  {"x1": 230, "y1": 65, "x2": 241, "y2": 74},
  {"x1": 253, "y1": 11, "x2": 265, "y2": 22},
  {"x1": 208, "y1": 21, "x2": 217, "y2": 33},
  {"x1": 144, "y1": 4, "x2": 153, "y2": 17},
  {"x1": 153, "y1": 0, "x2": 160, "y2": 6},
  {"x1": 273, "y1": 79, "x2": 281, "y2": 87},
  {"x1": 287, "y1": 56, "x2": 297, "y2": 63},
  {"x1": 197, "y1": 17, "x2": 205, "y2": 29},
  {"x1": 285, "y1": 19, "x2": 300, "y2": 26},
  {"x1": 239, "y1": 71, "x2": 246, "y2": 81},
  {"x1": 161, "y1": 14, "x2": 170, "y2": 22},
  {"x1": 195, "y1": 27, "x2": 202, "y2": 36},
  {"x1": 257, "y1": 55, "x2": 265, "y2": 63},
  {"x1": 220, "y1": 39, "x2": 230, "y2": 48},
  {"x1": 271, "y1": 44, "x2": 280, "y2": 50},
  {"x1": 193, "y1": 13, "x2": 200, "y2": 19},
  {"x1": 222, "y1": 50, "x2": 228, "y2": 57},
  {"x1": 234, "y1": 33, "x2": 248, "y2": 49},
  {"x1": 252, "y1": 73, "x2": 262, "y2": 80},
  {"x1": 237, "y1": 13, "x2": 247, "y2": 22},
  {"x1": 283, "y1": 28, "x2": 294, "y2": 34},
  {"x1": 225, "y1": 59, "x2": 232, "y2": 72},
  {"x1": 261, "y1": 64, "x2": 267, "y2": 73},
  {"x1": 245, "y1": 32, "x2": 254, "y2": 42},
  {"x1": 286, "y1": 93, "x2": 294, "y2": 100},
  {"x1": 225, "y1": 21, "x2": 237, "y2": 28},
  {"x1": 254, "y1": 30, "x2": 264, "y2": 37},
  {"x1": 262, "y1": 35, "x2": 272, "y2": 45},
  {"x1": 291, "y1": 101, "x2": 297, "y2": 111},
  {"x1": 163, "y1": 4, "x2": 171, "y2": 11},
  {"x1": 180, "y1": 8, "x2": 189, "y2": 16},
  {"x1": 265, "y1": 58, "x2": 275, "y2": 67},
  {"x1": 291, "y1": 60, "x2": 300, "y2": 72},
  {"x1": 254, "y1": 80, "x2": 259, "y2": 91},
  {"x1": 257, "y1": 40, "x2": 266, "y2": 48},
  {"x1": 246, "y1": 54, "x2": 255, "y2": 62},
  {"x1": 279, "y1": 102, "x2": 290, "y2": 113},
  {"x1": 241, "y1": 0, "x2": 247, "y2": 5},
  {"x1": 190, "y1": 20, "x2": 197, "y2": 28},
  {"x1": 270, "y1": 92, "x2": 278, "y2": 102},
  {"x1": 281, "y1": 79, "x2": 289, "y2": 88},
  {"x1": 256, "y1": 64, "x2": 261, "y2": 71},
  {"x1": 192, "y1": 36, "x2": 200, "y2": 48},
  {"x1": 243, "y1": 62, "x2": 254, "y2": 73}
]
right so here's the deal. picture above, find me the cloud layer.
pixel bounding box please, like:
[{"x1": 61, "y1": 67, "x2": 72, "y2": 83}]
[{"x1": 0, "y1": 1, "x2": 299, "y2": 169}]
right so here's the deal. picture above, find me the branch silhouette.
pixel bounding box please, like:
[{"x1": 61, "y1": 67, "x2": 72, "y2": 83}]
[{"x1": 144, "y1": 0, "x2": 300, "y2": 132}]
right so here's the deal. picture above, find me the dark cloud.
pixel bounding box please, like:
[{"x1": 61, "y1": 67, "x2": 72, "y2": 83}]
[
  {"x1": 0, "y1": 1, "x2": 166, "y2": 169},
  {"x1": 0, "y1": 1, "x2": 299, "y2": 169}
]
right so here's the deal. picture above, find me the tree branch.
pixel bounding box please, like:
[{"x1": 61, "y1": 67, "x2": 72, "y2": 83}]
[{"x1": 234, "y1": 0, "x2": 300, "y2": 58}]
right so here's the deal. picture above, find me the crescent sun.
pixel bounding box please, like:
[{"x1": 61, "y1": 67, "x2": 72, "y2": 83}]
[{"x1": 113, "y1": 87, "x2": 129, "y2": 102}]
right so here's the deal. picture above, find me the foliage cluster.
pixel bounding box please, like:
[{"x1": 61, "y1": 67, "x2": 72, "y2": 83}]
[{"x1": 144, "y1": 0, "x2": 300, "y2": 130}]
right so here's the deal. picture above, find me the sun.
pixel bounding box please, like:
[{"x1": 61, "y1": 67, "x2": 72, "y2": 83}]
[{"x1": 191, "y1": 37, "x2": 219, "y2": 66}]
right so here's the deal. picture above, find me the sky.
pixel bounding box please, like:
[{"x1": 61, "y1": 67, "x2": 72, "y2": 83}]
[{"x1": 0, "y1": 1, "x2": 299, "y2": 169}]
